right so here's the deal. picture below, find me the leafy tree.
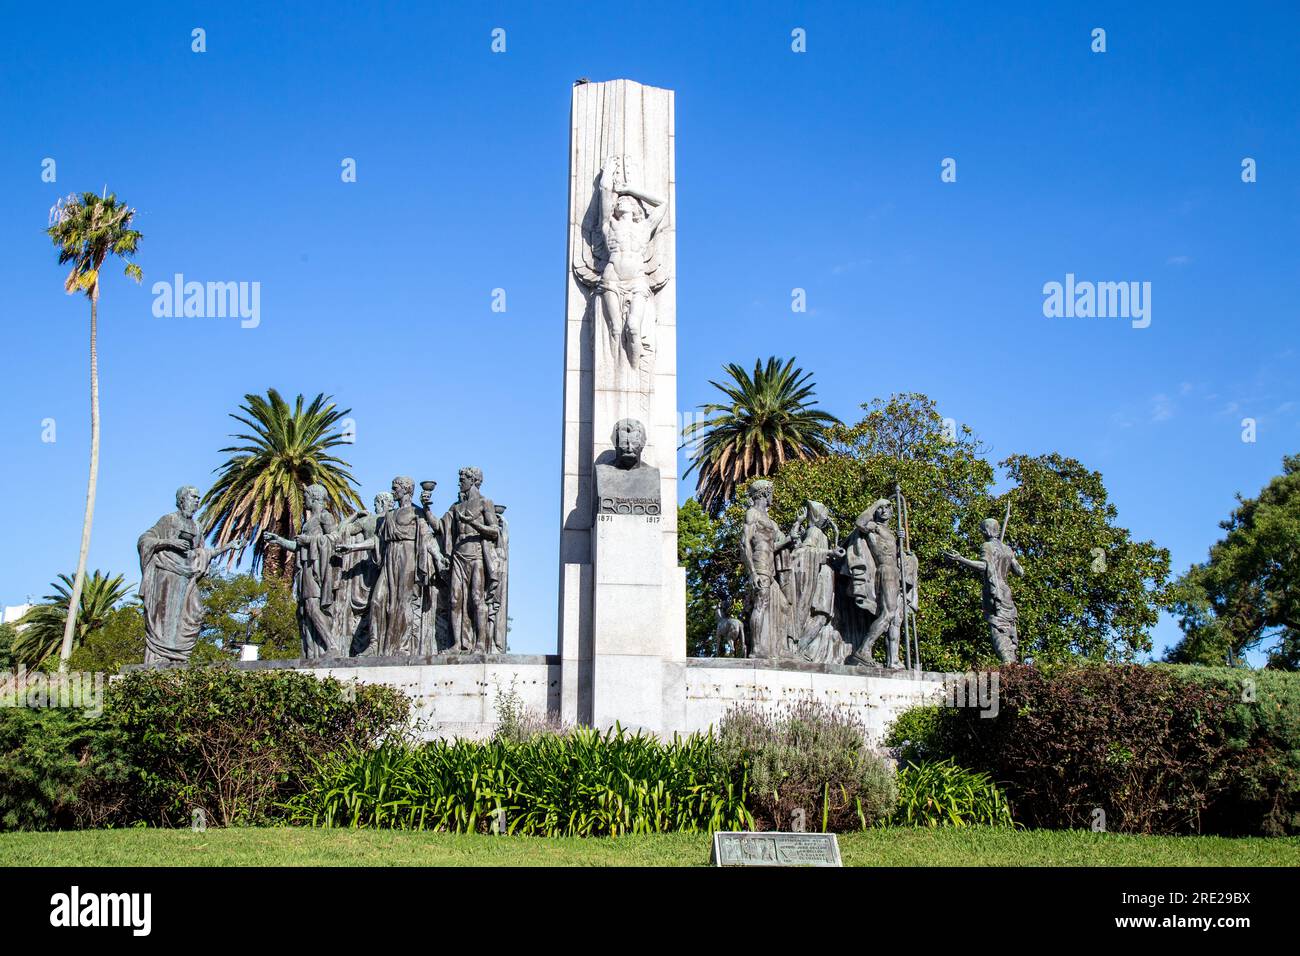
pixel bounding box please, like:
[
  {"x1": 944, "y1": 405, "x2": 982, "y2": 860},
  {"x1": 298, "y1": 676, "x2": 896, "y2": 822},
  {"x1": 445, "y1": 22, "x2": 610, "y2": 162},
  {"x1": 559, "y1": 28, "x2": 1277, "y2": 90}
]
[
  {"x1": 0, "y1": 623, "x2": 15, "y2": 671},
  {"x1": 201, "y1": 389, "x2": 363, "y2": 583},
  {"x1": 46, "y1": 191, "x2": 143, "y2": 671},
  {"x1": 1167, "y1": 454, "x2": 1300, "y2": 670},
  {"x1": 67, "y1": 605, "x2": 146, "y2": 673},
  {"x1": 998, "y1": 453, "x2": 1172, "y2": 663},
  {"x1": 682, "y1": 357, "x2": 840, "y2": 515},
  {"x1": 681, "y1": 393, "x2": 1173, "y2": 667},
  {"x1": 13, "y1": 572, "x2": 134, "y2": 670},
  {"x1": 199, "y1": 574, "x2": 300, "y2": 661},
  {"x1": 678, "y1": 499, "x2": 745, "y2": 656}
]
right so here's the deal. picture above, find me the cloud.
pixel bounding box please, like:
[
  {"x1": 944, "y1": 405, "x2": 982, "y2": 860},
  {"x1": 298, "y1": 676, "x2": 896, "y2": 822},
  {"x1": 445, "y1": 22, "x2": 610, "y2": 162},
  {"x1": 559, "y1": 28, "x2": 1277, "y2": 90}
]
[{"x1": 1150, "y1": 393, "x2": 1175, "y2": 423}]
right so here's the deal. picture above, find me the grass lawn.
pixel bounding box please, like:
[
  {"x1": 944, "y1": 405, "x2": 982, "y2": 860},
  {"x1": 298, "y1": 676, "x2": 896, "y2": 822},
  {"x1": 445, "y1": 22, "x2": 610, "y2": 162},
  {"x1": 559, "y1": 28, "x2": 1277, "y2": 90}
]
[{"x1": 1, "y1": 827, "x2": 1296, "y2": 866}]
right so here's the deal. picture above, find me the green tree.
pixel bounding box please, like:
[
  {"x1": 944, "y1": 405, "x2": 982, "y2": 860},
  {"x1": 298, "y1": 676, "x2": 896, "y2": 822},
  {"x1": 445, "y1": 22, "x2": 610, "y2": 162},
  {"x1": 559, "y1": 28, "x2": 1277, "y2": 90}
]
[
  {"x1": 682, "y1": 357, "x2": 840, "y2": 515},
  {"x1": 46, "y1": 191, "x2": 143, "y2": 671},
  {"x1": 67, "y1": 604, "x2": 146, "y2": 673},
  {"x1": 678, "y1": 498, "x2": 746, "y2": 656},
  {"x1": 13, "y1": 572, "x2": 134, "y2": 670},
  {"x1": 1167, "y1": 454, "x2": 1300, "y2": 670},
  {"x1": 201, "y1": 389, "x2": 363, "y2": 583},
  {"x1": 0, "y1": 623, "x2": 16, "y2": 671},
  {"x1": 997, "y1": 453, "x2": 1172, "y2": 663},
  {"x1": 199, "y1": 574, "x2": 300, "y2": 661}
]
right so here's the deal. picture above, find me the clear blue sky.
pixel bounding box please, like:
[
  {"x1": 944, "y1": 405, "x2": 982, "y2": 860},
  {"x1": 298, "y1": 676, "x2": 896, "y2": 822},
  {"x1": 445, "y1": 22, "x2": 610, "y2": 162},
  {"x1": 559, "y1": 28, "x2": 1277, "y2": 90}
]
[{"x1": 1, "y1": 1, "x2": 1296, "y2": 661}]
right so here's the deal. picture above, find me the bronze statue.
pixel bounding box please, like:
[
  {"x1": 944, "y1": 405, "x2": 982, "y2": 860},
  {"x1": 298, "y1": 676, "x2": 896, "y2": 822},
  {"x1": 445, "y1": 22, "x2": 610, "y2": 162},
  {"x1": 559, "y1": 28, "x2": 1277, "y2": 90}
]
[
  {"x1": 437, "y1": 467, "x2": 500, "y2": 653},
  {"x1": 740, "y1": 480, "x2": 795, "y2": 658},
  {"x1": 361, "y1": 476, "x2": 445, "y2": 656},
  {"x1": 945, "y1": 517, "x2": 1024, "y2": 663},
  {"x1": 138, "y1": 485, "x2": 241, "y2": 664},
  {"x1": 263, "y1": 483, "x2": 341, "y2": 659}
]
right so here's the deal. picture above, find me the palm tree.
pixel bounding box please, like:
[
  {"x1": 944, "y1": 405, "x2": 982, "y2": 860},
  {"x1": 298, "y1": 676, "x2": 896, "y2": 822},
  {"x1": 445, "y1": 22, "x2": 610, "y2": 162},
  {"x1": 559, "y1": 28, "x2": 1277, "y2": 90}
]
[
  {"x1": 14, "y1": 572, "x2": 134, "y2": 670},
  {"x1": 46, "y1": 191, "x2": 143, "y2": 672},
  {"x1": 202, "y1": 389, "x2": 364, "y2": 582},
  {"x1": 682, "y1": 356, "x2": 840, "y2": 514}
]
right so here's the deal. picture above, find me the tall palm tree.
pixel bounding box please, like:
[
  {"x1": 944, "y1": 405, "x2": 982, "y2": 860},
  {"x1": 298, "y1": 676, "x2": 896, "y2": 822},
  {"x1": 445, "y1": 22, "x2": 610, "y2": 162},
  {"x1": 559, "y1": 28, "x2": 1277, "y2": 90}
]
[
  {"x1": 46, "y1": 191, "x2": 143, "y2": 672},
  {"x1": 202, "y1": 389, "x2": 364, "y2": 582},
  {"x1": 682, "y1": 357, "x2": 840, "y2": 515},
  {"x1": 14, "y1": 572, "x2": 134, "y2": 670}
]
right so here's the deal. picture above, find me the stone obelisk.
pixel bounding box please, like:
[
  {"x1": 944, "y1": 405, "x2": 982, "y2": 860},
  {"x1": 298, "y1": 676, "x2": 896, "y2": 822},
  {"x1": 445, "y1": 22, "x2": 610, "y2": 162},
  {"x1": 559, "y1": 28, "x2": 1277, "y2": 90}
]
[{"x1": 557, "y1": 79, "x2": 686, "y2": 731}]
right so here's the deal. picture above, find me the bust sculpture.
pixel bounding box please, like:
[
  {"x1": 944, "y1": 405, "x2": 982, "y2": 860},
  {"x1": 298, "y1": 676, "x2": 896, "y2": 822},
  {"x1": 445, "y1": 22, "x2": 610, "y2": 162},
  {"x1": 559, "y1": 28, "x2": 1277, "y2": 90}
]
[{"x1": 593, "y1": 418, "x2": 661, "y2": 516}]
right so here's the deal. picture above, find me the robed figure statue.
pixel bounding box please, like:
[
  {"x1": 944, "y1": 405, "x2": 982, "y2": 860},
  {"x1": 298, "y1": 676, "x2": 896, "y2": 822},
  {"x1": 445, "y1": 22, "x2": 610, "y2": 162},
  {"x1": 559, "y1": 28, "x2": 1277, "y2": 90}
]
[{"x1": 138, "y1": 485, "x2": 240, "y2": 664}]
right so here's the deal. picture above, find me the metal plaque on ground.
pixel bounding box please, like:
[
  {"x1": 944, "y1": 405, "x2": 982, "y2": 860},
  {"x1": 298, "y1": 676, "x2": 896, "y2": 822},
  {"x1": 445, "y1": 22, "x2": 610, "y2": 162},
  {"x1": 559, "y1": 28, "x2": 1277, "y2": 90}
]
[{"x1": 711, "y1": 831, "x2": 842, "y2": 867}]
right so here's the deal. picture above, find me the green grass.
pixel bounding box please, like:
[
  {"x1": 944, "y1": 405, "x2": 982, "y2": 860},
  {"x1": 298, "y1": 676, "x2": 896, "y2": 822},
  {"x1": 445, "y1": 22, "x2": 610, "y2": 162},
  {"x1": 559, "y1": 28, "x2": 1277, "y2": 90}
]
[{"x1": 1, "y1": 827, "x2": 1296, "y2": 866}]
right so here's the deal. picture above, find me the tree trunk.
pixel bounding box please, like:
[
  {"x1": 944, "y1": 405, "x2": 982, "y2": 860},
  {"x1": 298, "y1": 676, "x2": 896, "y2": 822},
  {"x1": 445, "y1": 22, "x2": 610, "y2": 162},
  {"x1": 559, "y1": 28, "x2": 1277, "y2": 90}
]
[{"x1": 59, "y1": 294, "x2": 100, "y2": 672}]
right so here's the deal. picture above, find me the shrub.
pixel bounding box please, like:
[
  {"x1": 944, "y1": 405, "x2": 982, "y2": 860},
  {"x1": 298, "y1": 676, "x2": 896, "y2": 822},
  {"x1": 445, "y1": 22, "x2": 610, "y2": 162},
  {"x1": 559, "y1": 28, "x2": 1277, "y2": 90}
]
[
  {"x1": 0, "y1": 708, "x2": 134, "y2": 831},
  {"x1": 883, "y1": 704, "x2": 948, "y2": 765},
  {"x1": 716, "y1": 700, "x2": 897, "y2": 832},
  {"x1": 107, "y1": 666, "x2": 410, "y2": 826},
  {"x1": 893, "y1": 758, "x2": 1015, "y2": 828},
  {"x1": 1170, "y1": 665, "x2": 1300, "y2": 835},
  {"x1": 286, "y1": 726, "x2": 749, "y2": 835},
  {"x1": 491, "y1": 680, "x2": 559, "y2": 744},
  {"x1": 938, "y1": 664, "x2": 1235, "y2": 834}
]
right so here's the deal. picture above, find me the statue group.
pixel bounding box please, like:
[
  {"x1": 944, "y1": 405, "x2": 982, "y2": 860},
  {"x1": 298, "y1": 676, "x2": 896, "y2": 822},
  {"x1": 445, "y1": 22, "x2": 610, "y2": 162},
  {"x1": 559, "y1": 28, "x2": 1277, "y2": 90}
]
[
  {"x1": 138, "y1": 469, "x2": 510, "y2": 664},
  {"x1": 732, "y1": 481, "x2": 1023, "y2": 668}
]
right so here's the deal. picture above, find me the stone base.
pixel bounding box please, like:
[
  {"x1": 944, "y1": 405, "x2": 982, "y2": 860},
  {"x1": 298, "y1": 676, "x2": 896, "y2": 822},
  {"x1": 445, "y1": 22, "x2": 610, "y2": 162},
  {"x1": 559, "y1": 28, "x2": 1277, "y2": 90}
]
[{"x1": 129, "y1": 655, "x2": 949, "y2": 744}]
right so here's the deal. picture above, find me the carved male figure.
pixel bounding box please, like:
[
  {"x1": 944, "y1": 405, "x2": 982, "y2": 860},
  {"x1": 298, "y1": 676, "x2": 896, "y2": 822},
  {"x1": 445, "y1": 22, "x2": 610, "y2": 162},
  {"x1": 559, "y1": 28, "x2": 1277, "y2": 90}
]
[
  {"x1": 593, "y1": 155, "x2": 669, "y2": 370},
  {"x1": 138, "y1": 485, "x2": 241, "y2": 664},
  {"x1": 944, "y1": 518, "x2": 1025, "y2": 663},
  {"x1": 263, "y1": 483, "x2": 341, "y2": 659},
  {"x1": 438, "y1": 467, "x2": 500, "y2": 652},
  {"x1": 844, "y1": 499, "x2": 911, "y2": 669}
]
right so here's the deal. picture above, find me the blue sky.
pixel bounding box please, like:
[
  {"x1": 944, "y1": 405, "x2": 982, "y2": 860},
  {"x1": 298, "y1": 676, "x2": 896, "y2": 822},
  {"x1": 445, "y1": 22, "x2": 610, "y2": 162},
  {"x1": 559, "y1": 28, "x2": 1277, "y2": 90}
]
[{"x1": 1, "y1": 1, "x2": 1296, "y2": 661}]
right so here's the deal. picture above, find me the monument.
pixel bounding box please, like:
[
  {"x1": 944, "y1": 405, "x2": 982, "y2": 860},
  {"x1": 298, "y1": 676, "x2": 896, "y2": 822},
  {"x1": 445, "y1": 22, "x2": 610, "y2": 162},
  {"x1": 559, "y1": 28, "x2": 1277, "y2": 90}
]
[
  {"x1": 134, "y1": 80, "x2": 950, "y2": 745},
  {"x1": 558, "y1": 79, "x2": 686, "y2": 731}
]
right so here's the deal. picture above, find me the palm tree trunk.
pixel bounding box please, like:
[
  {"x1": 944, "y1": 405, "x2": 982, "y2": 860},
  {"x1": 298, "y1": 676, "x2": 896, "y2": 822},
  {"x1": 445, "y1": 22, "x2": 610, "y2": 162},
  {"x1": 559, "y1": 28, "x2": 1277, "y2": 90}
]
[{"x1": 58, "y1": 294, "x2": 99, "y2": 672}]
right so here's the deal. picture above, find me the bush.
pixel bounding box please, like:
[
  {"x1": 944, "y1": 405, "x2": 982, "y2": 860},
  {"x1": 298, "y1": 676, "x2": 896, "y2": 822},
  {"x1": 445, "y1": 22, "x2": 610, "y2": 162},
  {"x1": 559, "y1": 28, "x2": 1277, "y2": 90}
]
[
  {"x1": 921, "y1": 664, "x2": 1300, "y2": 836},
  {"x1": 716, "y1": 700, "x2": 897, "y2": 832},
  {"x1": 0, "y1": 708, "x2": 134, "y2": 831},
  {"x1": 286, "y1": 727, "x2": 749, "y2": 835},
  {"x1": 108, "y1": 666, "x2": 409, "y2": 826},
  {"x1": 883, "y1": 704, "x2": 948, "y2": 765},
  {"x1": 1170, "y1": 665, "x2": 1300, "y2": 835},
  {"x1": 893, "y1": 759, "x2": 1015, "y2": 828},
  {"x1": 935, "y1": 664, "x2": 1236, "y2": 834}
]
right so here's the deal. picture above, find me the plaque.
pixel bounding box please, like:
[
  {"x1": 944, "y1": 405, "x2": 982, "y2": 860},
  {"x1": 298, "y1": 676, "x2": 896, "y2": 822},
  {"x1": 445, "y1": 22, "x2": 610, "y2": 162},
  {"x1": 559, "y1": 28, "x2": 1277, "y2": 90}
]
[{"x1": 710, "y1": 831, "x2": 842, "y2": 867}]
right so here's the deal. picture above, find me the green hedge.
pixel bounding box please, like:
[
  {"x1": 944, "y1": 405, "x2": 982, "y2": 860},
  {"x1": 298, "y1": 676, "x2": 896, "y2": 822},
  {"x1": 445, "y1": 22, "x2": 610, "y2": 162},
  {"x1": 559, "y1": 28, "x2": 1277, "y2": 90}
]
[
  {"x1": 886, "y1": 663, "x2": 1299, "y2": 836},
  {"x1": 0, "y1": 666, "x2": 410, "y2": 830}
]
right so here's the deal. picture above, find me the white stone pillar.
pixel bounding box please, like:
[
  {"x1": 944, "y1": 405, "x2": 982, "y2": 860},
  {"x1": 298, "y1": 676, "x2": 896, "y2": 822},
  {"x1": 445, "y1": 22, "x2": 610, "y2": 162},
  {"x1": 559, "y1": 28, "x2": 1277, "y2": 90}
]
[{"x1": 557, "y1": 78, "x2": 686, "y2": 733}]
